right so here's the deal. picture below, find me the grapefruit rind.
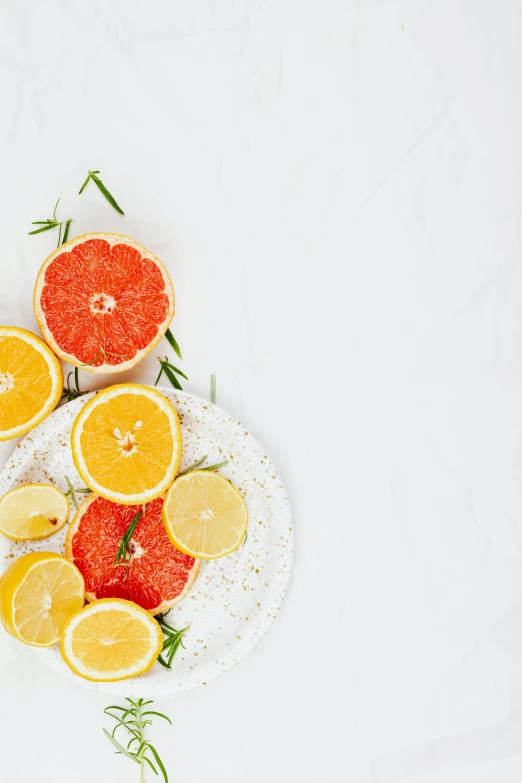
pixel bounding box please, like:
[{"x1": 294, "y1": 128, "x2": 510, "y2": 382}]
[
  {"x1": 65, "y1": 493, "x2": 200, "y2": 614},
  {"x1": 33, "y1": 232, "x2": 175, "y2": 375},
  {"x1": 70, "y1": 384, "x2": 182, "y2": 505},
  {"x1": 0, "y1": 326, "x2": 63, "y2": 441},
  {"x1": 60, "y1": 598, "x2": 164, "y2": 682}
]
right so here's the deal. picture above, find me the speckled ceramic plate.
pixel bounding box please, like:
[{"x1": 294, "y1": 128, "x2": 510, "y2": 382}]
[{"x1": 0, "y1": 389, "x2": 293, "y2": 696}]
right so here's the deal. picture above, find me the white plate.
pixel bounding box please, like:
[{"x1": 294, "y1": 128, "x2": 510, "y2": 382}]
[{"x1": 0, "y1": 389, "x2": 293, "y2": 696}]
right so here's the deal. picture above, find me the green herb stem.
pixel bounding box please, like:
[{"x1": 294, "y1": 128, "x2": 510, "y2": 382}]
[
  {"x1": 29, "y1": 198, "x2": 73, "y2": 248},
  {"x1": 114, "y1": 510, "x2": 143, "y2": 565},
  {"x1": 177, "y1": 455, "x2": 228, "y2": 476},
  {"x1": 79, "y1": 170, "x2": 124, "y2": 214},
  {"x1": 103, "y1": 698, "x2": 170, "y2": 782},
  {"x1": 156, "y1": 613, "x2": 190, "y2": 669}
]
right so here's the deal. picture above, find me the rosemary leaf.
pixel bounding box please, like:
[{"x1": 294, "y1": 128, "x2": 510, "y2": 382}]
[
  {"x1": 78, "y1": 172, "x2": 91, "y2": 194},
  {"x1": 65, "y1": 475, "x2": 79, "y2": 509},
  {"x1": 210, "y1": 373, "x2": 216, "y2": 404},
  {"x1": 178, "y1": 456, "x2": 208, "y2": 476},
  {"x1": 165, "y1": 328, "x2": 183, "y2": 359},
  {"x1": 161, "y1": 363, "x2": 183, "y2": 390},
  {"x1": 164, "y1": 361, "x2": 188, "y2": 381},
  {"x1": 114, "y1": 510, "x2": 142, "y2": 565},
  {"x1": 200, "y1": 459, "x2": 228, "y2": 472},
  {"x1": 91, "y1": 171, "x2": 124, "y2": 214},
  {"x1": 28, "y1": 224, "x2": 57, "y2": 235}
]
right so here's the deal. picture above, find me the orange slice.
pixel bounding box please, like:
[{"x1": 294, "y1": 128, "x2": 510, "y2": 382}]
[
  {"x1": 0, "y1": 326, "x2": 63, "y2": 440},
  {"x1": 71, "y1": 384, "x2": 182, "y2": 505}
]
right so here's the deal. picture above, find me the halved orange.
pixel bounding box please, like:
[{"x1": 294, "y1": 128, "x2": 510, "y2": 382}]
[
  {"x1": 33, "y1": 233, "x2": 175, "y2": 374},
  {"x1": 0, "y1": 326, "x2": 63, "y2": 440},
  {"x1": 65, "y1": 494, "x2": 199, "y2": 614},
  {"x1": 71, "y1": 383, "x2": 182, "y2": 504},
  {"x1": 60, "y1": 598, "x2": 163, "y2": 681}
]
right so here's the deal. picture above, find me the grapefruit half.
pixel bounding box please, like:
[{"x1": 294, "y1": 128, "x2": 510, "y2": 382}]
[
  {"x1": 65, "y1": 494, "x2": 200, "y2": 615},
  {"x1": 33, "y1": 232, "x2": 174, "y2": 373}
]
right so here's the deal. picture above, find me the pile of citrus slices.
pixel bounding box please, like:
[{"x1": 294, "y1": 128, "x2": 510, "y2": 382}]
[{"x1": 0, "y1": 233, "x2": 248, "y2": 682}]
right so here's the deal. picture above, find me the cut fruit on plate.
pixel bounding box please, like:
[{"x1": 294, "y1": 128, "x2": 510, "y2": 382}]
[
  {"x1": 60, "y1": 598, "x2": 163, "y2": 682},
  {"x1": 0, "y1": 326, "x2": 63, "y2": 441},
  {"x1": 0, "y1": 483, "x2": 70, "y2": 540},
  {"x1": 71, "y1": 384, "x2": 182, "y2": 505},
  {"x1": 0, "y1": 552, "x2": 85, "y2": 647},
  {"x1": 33, "y1": 232, "x2": 175, "y2": 374},
  {"x1": 66, "y1": 494, "x2": 199, "y2": 614},
  {"x1": 162, "y1": 470, "x2": 248, "y2": 559}
]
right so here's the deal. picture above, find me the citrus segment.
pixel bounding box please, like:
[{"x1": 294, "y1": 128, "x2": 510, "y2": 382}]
[
  {"x1": 0, "y1": 552, "x2": 85, "y2": 646},
  {"x1": 66, "y1": 494, "x2": 199, "y2": 614},
  {"x1": 33, "y1": 233, "x2": 175, "y2": 374},
  {"x1": 162, "y1": 471, "x2": 248, "y2": 559},
  {"x1": 71, "y1": 384, "x2": 182, "y2": 504},
  {"x1": 0, "y1": 326, "x2": 63, "y2": 440},
  {"x1": 60, "y1": 598, "x2": 163, "y2": 681},
  {"x1": 0, "y1": 483, "x2": 70, "y2": 540}
]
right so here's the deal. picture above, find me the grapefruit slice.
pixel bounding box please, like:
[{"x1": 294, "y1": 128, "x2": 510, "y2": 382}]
[
  {"x1": 70, "y1": 383, "x2": 182, "y2": 505},
  {"x1": 60, "y1": 598, "x2": 163, "y2": 682},
  {"x1": 0, "y1": 326, "x2": 63, "y2": 441},
  {"x1": 33, "y1": 232, "x2": 175, "y2": 374},
  {"x1": 65, "y1": 494, "x2": 200, "y2": 614}
]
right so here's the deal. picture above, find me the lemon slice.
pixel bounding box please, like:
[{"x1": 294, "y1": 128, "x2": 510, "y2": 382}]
[
  {"x1": 71, "y1": 384, "x2": 182, "y2": 505},
  {"x1": 162, "y1": 471, "x2": 248, "y2": 559},
  {"x1": 60, "y1": 598, "x2": 163, "y2": 682},
  {"x1": 0, "y1": 484, "x2": 70, "y2": 540},
  {"x1": 0, "y1": 326, "x2": 63, "y2": 441},
  {"x1": 0, "y1": 552, "x2": 85, "y2": 647}
]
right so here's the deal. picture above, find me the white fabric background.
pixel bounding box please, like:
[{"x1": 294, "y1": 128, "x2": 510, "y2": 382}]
[{"x1": 1, "y1": 0, "x2": 522, "y2": 780}]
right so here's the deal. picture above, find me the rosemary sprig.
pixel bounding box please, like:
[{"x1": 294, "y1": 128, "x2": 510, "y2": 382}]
[
  {"x1": 114, "y1": 510, "x2": 142, "y2": 566},
  {"x1": 79, "y1": 170, "x2": 124, "y2": 215},
  {"x1": 28, "y1": 198, "x2": 73, "y2": 248},
  {"x1": 210, "y1": 374, "x2": 216, "y2": 404},
  {"x1": 103, "y1": 697, "x2": 171, "y2": 783},
  {"x1": 156, "y1": 613, "x2": 190, "y2": 669},
  {"x1": 64, "y1": 475, "x2": 91, "y2": 510},
  {"x1": 164, "y1": 329, "x2": 182, "y2": 360},
  {"x1": 61, "y1": 368, "x2": 88, "y2": 402},
  {"x1": 154, "y1": 356, "x2": 188, "y2": 391},
  {"x1": 178, "y1": 455, "x2": 228, "y2": 476}
]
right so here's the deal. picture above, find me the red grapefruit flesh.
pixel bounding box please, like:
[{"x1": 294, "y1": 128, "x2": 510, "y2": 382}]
[
  {"x1": 33, "y1": 233, "x2": 175, "y2": 374},
  {"x1": 65, "y1": 494, "x2": 200, "y2": 615}
]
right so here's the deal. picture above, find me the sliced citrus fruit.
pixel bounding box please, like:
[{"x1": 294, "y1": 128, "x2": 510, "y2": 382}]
[
  {"x1": 0, "y1": 483, "x2": 70, "y2": 540},
  {"x1": 0, "y1": 552, "x2": 85, "y2": 647},
  {"x1": 71, "y1": 383, "x2": 182, "y2": 504},
  {"x1": 33, "y1": 232, "x2": 175, "y2": 374},
  {"x1": 162, "y1": 471, "x2": 248, "y2": 559},
  {"x1": 60, "y1": 598, "x2": 163, "y2": 681},
  {"x1": 0, "y1": 326, "x2": 63, "y2": 441},
  {"x1": 65, "y1": 494, "x2": 199, "y2": 614}
]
